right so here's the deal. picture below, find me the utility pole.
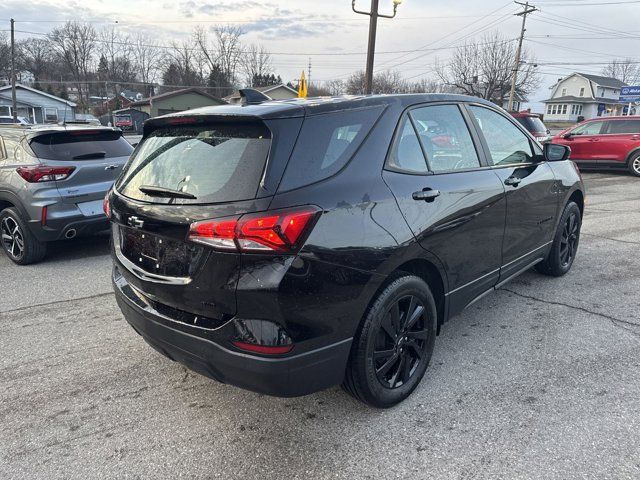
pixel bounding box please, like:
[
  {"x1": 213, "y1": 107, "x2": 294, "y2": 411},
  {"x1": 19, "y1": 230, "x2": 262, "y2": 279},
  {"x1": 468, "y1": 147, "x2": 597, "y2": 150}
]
[
  {"x1": 507, "y1": 1, "x2": 537, "y2": 112},
  {"x1": 352, "y1": 0, "x2": 402, "y2": 95},
  {"x1": 308, "y1": 57, "x2": 312, "y2": 88},
  {"x1": 10, "y1": 19, "x2": 17, "y2": 123}
]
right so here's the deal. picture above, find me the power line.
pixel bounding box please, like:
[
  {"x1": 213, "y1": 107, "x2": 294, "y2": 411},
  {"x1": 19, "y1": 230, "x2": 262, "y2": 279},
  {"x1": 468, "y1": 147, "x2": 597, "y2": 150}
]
[{"x1": 371, "y1": 2, "x2": 516, "y2": 73}]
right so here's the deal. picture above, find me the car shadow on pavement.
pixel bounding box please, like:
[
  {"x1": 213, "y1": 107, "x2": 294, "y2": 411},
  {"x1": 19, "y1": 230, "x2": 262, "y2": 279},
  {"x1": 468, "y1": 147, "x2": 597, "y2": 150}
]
[{"x1": 42, "y1": 232, "x2": 111, "y2": 263}]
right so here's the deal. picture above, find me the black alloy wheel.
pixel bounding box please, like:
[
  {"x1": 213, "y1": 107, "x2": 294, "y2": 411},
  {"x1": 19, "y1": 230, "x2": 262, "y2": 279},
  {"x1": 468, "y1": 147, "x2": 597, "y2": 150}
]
[
  {"x1": 535, "y1": 201, "x2": 581, "y2": 277},
  {"x1": 343, "y1": 275, "x2": 437, "y2": 408},
  {"x1": 374, "y1": 295, "x2": 428, "y2": 389},
  {"x1": 560, "y1": 210, "x2": 579, "y2": 268}
]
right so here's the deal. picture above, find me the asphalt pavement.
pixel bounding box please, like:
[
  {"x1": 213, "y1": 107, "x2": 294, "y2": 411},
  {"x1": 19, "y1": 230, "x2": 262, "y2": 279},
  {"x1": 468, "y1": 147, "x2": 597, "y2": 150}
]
[{"x1": 1, "y1": 172, "x2": 639, "y2": 479}]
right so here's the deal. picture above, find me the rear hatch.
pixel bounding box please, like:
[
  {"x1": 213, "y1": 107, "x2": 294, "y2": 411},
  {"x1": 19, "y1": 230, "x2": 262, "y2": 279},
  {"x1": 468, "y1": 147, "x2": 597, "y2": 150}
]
[
  {"x1": 514, "y1": 115, "x2": 549, "y2": 139},
  {"x1": 30, "y1": 129, "x2": 133, "y2": 216},
  {"x1": 110, "y1": 115, "x2": 302, "y2": 319}
]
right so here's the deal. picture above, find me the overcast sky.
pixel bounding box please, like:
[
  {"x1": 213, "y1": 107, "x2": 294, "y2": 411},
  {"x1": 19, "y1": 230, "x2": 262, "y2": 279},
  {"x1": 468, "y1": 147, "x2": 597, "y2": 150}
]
[{"x1": 2, "y1": 0, "x2": 639, "y2": 110}]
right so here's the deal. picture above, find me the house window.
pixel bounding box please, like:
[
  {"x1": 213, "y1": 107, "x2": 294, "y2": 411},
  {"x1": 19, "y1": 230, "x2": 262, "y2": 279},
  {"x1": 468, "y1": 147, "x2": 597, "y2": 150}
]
[
  {"x1": 44, "y1": 108, "x2": 59, "y2": 123},
  {"x1": 561, "y1": 105, "x2": 568, "y2": 114},
  {"x1": 561, "y1": 88, "x2": 567, "y2": 96},
  {"x1": 579, "y1": 87, "x2": 585, "y2": 97},
  {"x1": 577, "y1": 105, "x2": 583, "y2": 115},
  {"x1": 547, "y1": 105, "x2": 552, "y2": 114}
]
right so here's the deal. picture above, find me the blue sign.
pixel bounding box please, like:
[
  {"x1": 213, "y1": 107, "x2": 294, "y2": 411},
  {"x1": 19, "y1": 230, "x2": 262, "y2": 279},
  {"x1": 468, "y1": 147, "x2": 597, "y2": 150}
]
[{"x1": 620, "y1": 86, "x2": 640, "y2": 102}]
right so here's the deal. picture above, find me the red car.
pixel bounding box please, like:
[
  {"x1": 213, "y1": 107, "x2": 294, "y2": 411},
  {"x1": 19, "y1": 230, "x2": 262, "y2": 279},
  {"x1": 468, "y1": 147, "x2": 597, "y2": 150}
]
[
  {"x1": 552, "y1": 116, "x2": 640, "y2": 177},
  {"x1": 510, "y1": 111, "x2": 551, "y2": 143}
]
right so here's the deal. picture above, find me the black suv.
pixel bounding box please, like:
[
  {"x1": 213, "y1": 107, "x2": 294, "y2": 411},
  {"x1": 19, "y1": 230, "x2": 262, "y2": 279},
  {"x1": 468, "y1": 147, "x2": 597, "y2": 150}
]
[{"x1": 108, "y1": 92, "x2": 584, "y2": 407}]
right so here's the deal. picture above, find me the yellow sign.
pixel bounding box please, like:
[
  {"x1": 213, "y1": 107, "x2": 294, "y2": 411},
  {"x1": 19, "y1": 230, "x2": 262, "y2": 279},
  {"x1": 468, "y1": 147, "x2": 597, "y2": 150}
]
[{"x1": 298, "y1": 70, "x2": 308, "y2": 99}]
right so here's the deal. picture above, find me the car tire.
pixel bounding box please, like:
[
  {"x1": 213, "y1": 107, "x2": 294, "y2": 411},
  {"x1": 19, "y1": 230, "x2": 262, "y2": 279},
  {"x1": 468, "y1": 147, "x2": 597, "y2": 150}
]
[
  {"x1": 628, "y1": 151, "x2": 640, "y2": 177},
  {"x1": 535, "y1": 201, "x2": 581, "y2": 277},
  {"x1": 0, "y1": 207, "x2": 47, "y2": 265},
  {"x1": 343, "y1": 275, "x2": 437, "y2": 408}
]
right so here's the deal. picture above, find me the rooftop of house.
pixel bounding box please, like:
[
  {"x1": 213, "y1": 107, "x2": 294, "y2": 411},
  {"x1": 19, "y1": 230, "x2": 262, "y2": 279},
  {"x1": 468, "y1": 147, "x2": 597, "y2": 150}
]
[{"x1": 130, "y1": 87, "x2": 223, "y2": 107}]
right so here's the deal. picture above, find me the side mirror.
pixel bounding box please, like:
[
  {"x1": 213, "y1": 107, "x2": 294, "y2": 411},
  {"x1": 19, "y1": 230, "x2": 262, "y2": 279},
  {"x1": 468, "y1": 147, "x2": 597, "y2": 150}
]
[
  {"x1": 562, "y1": 132, "x2": 572, "y2": 139},
  {"x1": 544, "y1": 143, "x2": 571, "y2": 162}
]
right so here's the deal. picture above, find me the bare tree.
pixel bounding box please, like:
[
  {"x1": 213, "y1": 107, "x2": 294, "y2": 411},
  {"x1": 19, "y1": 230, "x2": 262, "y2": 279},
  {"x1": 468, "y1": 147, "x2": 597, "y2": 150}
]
[
  {"x1": 241, "y1": 44, "x2": 273, "y2": 87},
  {"x1": 0, "y1": 33, "x2": 12, "y2": 84},
  {"x1": 97, "y1": 27, "x2": 136, "y2": 84},
  {"x1": 131, "y1": 34, "x2": 163, "y2": 95},
  {"x1": 325, "y1": 79, "x2": 345, "y2": 96},
  {"x1": 408, "y1": 78, "x2": 454, "y2": 94},
  {"x1": 17, "y1": 38, "x2": 53, "y2": 87},
  {"x1": 346, "y1": 70, "x2": 410, "y2": 94},
  {"x1": 161, "y1": 38, "x2": 204, "y2": 92},
  {"x1": 214, "y1": 26, "x2": 244, "y2": 87},
  {"x1": 49, "y1": 22, "x2": 97, "y2": 108},
  {"x1": 435, "y1": 31, "x2": 540, "y2": 105},
  {"x1": 602, "y1": 58, "x2": 640, "y2": 85}
]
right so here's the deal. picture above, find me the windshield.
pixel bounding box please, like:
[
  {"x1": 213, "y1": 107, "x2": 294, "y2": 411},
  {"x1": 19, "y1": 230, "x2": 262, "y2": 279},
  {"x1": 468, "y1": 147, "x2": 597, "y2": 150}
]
[{"x1": 116, "y1": 122, "x2": 271, "y2": 204}]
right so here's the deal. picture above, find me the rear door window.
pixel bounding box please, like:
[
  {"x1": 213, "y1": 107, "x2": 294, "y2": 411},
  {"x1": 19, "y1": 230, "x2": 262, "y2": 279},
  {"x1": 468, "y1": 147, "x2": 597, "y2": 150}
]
[
  {"x1": 605, "y1": 120, "x2": 640, "y2": 134},
  {"x1": 116, "y1": 122, "x2": 271, "y2": 204},
  {"x1": 410, "y1": 104, "x2": 481, "y2": 172},
  {"x1": 386, "y1": 116, "x2": 428, "y2": 173},
  {"x1": 279, "y1": 106, "x2": 383, "y2": 191},
  {"x1": 30, "y1": 131, "x2": 133, "y2": 161}
]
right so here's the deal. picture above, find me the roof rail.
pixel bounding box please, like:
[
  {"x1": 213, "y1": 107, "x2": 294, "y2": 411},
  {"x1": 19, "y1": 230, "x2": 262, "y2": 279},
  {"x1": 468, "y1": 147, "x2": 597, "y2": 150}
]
[{"x1": 239, "y1": 88, "x2": 272, "y2": 106}]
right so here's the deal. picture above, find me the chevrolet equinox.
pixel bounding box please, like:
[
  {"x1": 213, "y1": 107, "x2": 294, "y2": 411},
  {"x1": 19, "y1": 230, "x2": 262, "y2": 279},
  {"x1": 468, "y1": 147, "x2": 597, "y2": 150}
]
[{"x1": 107, "y1": 92, "x2": 584, "y2": 407}]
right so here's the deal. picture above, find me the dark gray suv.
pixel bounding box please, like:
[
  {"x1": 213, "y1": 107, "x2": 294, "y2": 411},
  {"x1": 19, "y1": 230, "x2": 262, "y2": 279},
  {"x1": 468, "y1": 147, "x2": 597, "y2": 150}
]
[{"x1": 0, "y1": 124, "x2": 133, "y2": 264}]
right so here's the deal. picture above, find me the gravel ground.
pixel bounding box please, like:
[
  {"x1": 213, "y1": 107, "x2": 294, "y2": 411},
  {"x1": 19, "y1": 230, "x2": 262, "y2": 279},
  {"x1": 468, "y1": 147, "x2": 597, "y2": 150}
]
[{"x1": 1, "y1": 172, "x2": 639, "y2": 480}]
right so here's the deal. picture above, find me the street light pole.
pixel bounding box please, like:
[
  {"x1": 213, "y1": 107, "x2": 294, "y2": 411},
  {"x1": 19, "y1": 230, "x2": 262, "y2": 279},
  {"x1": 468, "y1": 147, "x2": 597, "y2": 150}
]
[{"x1": 352, "y1": 0, "x2": 402, "y2": 94}]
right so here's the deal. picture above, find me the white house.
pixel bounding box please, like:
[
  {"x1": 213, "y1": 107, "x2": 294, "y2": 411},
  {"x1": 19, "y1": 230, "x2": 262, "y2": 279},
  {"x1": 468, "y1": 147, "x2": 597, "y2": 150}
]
[
  {"x1": 224, "y1": 84, "x2": 299, "y2": 104},
  {"x1": 0, "y1": 84, "x2": 76, "y2": 124},
  {"x1": 542, "y1": 73, "x2": 627, "y2": 123}
]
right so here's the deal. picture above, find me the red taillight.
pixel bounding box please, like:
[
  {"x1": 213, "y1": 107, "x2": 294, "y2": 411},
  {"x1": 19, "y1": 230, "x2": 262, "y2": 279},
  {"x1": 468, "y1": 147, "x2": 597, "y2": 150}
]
[
  {"x1": 232, "y1": 341, "x2": 294, "y2": 355},
  {"x1": 16, "y1": 166, "x2": 75, "y2": 183},
  {"x1": 41, "y1": 206, "x2": 47, "y2": 226},
  {"x1": 188, "y1": 206, "x2": 321, "y2": 253},
  {"x1": 189, "y1": 218, "x2": 237, "y2": 250},
  {"x1": 103, "y1": 191, "x2": 111, "y2": 218}
]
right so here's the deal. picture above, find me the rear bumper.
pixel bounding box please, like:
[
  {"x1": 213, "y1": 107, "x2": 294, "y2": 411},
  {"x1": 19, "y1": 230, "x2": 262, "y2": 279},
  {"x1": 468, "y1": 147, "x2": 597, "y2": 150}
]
[
  {"x1": 29, "y1": 214, "x2": 109, "y2": 242},
  {"x1": 113, "y1": 268, "x2": 353, "y2": 397}
]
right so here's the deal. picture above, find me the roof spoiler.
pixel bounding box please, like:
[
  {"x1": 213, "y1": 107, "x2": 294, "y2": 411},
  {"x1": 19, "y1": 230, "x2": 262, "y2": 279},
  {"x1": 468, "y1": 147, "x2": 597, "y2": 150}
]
[{"x1": 239, "y1": 88, "x2": 271, "y2": 106}]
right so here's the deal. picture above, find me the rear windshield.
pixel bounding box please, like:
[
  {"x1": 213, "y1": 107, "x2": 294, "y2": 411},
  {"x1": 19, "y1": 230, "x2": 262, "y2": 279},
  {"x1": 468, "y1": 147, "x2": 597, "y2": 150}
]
[
  {"x1": 30, "y1": 131, "x2": 133, "y2": 161},
  {"x1": 116, "y1": 122, "x2": 271, "y2": 204},
  {"x1": 278, "y1": 106, "x2": 384, "y2": 191},
  {"x1": 514, "y1": 116, "x2": 547, "y2": 134}
]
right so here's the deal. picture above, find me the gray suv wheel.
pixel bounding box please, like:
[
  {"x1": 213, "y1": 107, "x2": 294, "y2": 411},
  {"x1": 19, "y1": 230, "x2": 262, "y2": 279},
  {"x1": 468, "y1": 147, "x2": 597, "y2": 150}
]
[{"x1": 0, "y1": 208, "x2": 47, "y2": 265}]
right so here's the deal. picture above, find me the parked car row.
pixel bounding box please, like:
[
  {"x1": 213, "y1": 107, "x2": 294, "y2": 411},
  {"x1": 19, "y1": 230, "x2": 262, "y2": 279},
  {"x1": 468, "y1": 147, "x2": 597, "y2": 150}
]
[{"x1": 2, "y1": 92, "x2": 636, "y2": 408}]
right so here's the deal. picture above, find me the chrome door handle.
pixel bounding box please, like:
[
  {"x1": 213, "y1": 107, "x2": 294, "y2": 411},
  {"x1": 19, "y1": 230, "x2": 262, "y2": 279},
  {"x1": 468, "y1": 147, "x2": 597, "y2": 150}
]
[
  {"x1": 412, "y1": 189, "x2": 440, "y2": 202},
  {"x1": 504, "y1": 176, "x2": 521, "y2": 187},
  {"x1": 104, "y1": 164, "x2": 118, "y2": 171}
]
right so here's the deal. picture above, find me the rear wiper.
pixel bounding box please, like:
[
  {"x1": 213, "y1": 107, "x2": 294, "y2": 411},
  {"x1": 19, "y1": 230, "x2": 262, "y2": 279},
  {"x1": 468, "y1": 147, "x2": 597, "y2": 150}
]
[
  {"x1": 139, "y1": 185, "x2": 197, "y2": 199},
  {"x1": 72, "y1": 151, "x2": 106, "y2": 160}
]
